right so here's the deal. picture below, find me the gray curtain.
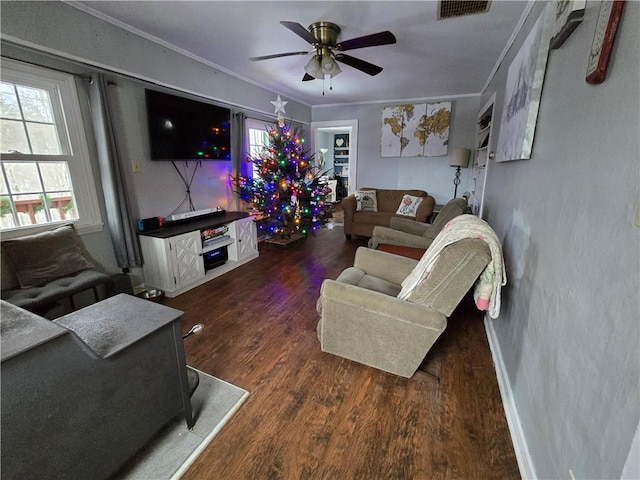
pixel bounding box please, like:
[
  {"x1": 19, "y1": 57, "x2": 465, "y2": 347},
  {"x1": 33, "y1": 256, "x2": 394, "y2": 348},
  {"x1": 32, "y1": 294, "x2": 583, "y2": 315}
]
[
  {"x1": 232, "y1": 111, "x2": 247, "y2": 211},
  {"x1": 88, "y1": 74, "x2": 141, "y2": 270}
]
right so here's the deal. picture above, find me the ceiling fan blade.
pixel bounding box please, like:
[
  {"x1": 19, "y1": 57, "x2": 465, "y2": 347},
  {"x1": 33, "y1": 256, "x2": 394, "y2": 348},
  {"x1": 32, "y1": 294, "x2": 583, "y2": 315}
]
[
  {"x1": 335, "y1": 54, "x2": 383, "y2": 76},
  {"x1": 302, "y1": 73, "x2": 316, "y2": 82},
  {"x1": 280, "y1": 21, "x2": 319, "y2": 44},
  {"x1": 334, "y1": 31, "x2": 397, "y2": 51},
  {"x1": 249, "y1": 51, "x2": 309, "y2": 61}
]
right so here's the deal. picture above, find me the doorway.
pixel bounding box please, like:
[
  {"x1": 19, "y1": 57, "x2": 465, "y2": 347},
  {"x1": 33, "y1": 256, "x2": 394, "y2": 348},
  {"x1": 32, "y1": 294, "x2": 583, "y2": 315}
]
[{"x1": 311, "y1": 120, "x2": 358, "y2": 202}]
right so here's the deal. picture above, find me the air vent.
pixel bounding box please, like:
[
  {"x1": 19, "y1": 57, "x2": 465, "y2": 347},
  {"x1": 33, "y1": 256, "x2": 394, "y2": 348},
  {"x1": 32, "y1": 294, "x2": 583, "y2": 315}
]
[{"x1": 438, "y1": 1, "x2": 491, "y2": 19}]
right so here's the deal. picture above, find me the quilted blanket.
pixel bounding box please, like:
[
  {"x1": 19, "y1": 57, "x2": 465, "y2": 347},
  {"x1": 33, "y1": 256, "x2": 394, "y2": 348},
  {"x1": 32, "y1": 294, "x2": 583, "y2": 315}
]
[{"x1": 398, "y1": 214, "x2": 506, "y2": 318}]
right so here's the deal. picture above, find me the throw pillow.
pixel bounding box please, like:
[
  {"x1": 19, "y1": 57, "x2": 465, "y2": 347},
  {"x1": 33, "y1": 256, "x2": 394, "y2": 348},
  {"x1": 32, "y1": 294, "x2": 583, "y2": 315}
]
[
  {"x1": 2, "y1": 224, "x2": 94, "y2": 289},
  {"x1": 354, "y1": 190, "x2": 378, "y2": 212},
  {"x1": 395, "y1": 194, "x2": 424, "y2": 217}
]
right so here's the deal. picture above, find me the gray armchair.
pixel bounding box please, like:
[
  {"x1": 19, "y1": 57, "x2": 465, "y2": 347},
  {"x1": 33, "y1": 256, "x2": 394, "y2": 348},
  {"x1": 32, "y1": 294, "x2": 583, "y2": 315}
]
[
  {"x1": 368, "y1": 198, "x2": 469, "y2": 249},
  {"x1": 316, "y1": 237, "x2": 491, "y2": 378}
]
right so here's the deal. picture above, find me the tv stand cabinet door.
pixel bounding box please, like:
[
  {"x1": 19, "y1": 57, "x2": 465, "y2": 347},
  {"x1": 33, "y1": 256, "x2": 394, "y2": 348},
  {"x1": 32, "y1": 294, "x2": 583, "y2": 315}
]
[
  {"x1": 230, "y1": 216, "x2": 258, "y2": 262},
  {"x1": 140, "y1": 231, "x2": 205, "y2": 295},
  {"x1": 168, "y1": 231, "x2": 205, "y2": 290}
]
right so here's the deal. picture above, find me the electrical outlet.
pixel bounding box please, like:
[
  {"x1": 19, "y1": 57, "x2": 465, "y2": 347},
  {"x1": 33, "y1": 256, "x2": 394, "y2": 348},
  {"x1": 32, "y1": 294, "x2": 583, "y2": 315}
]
[{"x1": 131, "y1": 160, "x2": 141, "y2": 173}]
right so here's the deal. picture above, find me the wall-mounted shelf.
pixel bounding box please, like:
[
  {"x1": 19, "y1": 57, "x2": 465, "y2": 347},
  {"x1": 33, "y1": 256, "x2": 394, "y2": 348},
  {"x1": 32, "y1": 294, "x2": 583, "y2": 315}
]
[
  {"x1": 471, "y1": 93, "x2": 496, "y2": 219},
  {"x1": 476, "y1": 115, "x2": 493, "y2": 168},
  {"x1": 333, "y1": 133, "x2": 350, "y2": 200}
]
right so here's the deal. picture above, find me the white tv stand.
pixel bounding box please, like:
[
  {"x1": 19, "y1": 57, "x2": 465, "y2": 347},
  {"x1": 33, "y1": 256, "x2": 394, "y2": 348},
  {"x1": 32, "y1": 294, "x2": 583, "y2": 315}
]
[{"x1": 138, "y1": 211, "x2": 258, "y2": 297}]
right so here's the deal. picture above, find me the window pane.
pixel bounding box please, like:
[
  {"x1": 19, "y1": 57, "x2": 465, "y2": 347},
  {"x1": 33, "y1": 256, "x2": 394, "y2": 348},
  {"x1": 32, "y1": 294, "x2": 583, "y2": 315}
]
[
  {"x1": 1, "y1": 119, "x2": 30, "y2": 153},
  {"x1": 0, "y1": 196, "x2": 16, "y2": 228},
  {"x1": 0, "y1": 194, "x2": 12, "y2": 215},
  {"x1": 49, "y1": 191, "x2": 77, "y2": 220},
  {"x1": 0, "y1": 174, "x2": 8, "y2": 195},
  {"x1": 3, "y1": 162, "x2": 42, "y2": 193},
  {"x1": 14, "y1": 193, "x2": 46, "y2": 226},
  {"x1": 16, "y1": 85, "x2": 54, "y2": 123},
  {"x1": 26, "y1": 123, "x2": 62, "y2": 154},
  {"x1": 249, "y1": 145, "x2": 264, "y2": 157},
  {"x1": 0, "y1": 83, "x2": 22, "y2": 120},
  {"x1": 40, "y1": 162, "x2": 72, "y2": 190}
]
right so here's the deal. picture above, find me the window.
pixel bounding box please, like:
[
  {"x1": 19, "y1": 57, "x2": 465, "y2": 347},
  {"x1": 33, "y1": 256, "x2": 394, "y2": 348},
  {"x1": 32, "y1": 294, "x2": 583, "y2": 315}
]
[
  {"x1": 246, "y1": 118, "x2": 273, "y2": 179},
  {"x1": 0, "y1": 59, "x2": 102, "y2": 237}
]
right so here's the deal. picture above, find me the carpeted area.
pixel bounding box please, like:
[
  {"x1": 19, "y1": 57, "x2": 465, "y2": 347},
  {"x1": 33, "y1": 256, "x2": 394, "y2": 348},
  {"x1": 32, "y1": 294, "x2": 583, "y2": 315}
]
[{"x1": 115, "y1": 369, "x2": 249, "y2": 480}]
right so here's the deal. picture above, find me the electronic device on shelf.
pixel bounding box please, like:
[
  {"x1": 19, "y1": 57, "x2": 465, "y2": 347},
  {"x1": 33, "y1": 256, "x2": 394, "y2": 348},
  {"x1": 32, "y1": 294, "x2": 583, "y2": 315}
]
[
  {"x1": 164, "y1": 207, "x2": 225, "y2": 226},
  {"x1": 137, "y1": 216, "x2": 163, "y2": 231},
  {"x1": 203, "y1": 246, "x2": 228, "y2": 271},
  {"x1": 201, "y1": 225, "x2": 230, "y2": 248}
]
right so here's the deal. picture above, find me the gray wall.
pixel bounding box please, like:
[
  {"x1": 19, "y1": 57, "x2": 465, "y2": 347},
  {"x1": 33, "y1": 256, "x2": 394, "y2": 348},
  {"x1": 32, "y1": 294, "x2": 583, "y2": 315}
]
[
  {"x1": 1, "y1": 0, "x2": 310, "y2": 286},
  {"x1": 312, "y1": 97, "x2": 480, "y2": 205},
  {"x1": 480, "y1": 2, "x2": 639, "y2": 479},
  {"x1": 105, "y1": 78, "x2": 240, "y2": 219}
]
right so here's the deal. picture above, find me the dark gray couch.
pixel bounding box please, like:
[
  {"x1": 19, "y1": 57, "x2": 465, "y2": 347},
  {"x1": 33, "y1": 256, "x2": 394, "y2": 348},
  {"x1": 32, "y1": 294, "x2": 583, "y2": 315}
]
[{"x1": 1, "y1": 224, "x2": 114, "y2": 317}]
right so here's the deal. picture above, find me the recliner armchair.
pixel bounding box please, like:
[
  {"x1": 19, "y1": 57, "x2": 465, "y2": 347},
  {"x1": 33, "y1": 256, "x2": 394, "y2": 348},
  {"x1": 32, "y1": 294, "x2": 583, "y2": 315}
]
[
  {"x1": 368, "y1": 198, "x2": 469, "y2": 250},
  {"x1": 316, "y1": 237, "x2": 491, "y2": 378}
]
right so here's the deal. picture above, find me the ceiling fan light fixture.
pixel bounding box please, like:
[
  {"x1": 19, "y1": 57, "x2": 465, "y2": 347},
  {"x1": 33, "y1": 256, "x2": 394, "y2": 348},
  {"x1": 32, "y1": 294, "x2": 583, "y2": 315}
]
[
  {"x1": 321, "y1": 55, "x2": 342, "y2": 77},
  {"x1": 304, "y1": 55, "x2": 323, "y2": 79}
]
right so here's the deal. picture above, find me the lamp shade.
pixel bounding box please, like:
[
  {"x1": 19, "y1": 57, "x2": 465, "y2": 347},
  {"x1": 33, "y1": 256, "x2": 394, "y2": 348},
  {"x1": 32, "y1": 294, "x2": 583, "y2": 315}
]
[
  {"x1": 450, "y1": 148, "x2": 471, "y2": 168},
  {"x1": 304, "y1": 55, "x2": 323, "y2": 79},
  {"x1": 321, "y1": 55, "x2": 342, "y2": 77}
]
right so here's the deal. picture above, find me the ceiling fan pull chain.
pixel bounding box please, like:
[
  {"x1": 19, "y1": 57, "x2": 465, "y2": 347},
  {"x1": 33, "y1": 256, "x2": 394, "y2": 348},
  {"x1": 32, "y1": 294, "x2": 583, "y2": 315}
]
[
  {"x1": 322, "y1": 76, "x2": 325, "y2": 96},
  {"x1": 330, "y1": 75, "x2": 334, "y2": 91}
]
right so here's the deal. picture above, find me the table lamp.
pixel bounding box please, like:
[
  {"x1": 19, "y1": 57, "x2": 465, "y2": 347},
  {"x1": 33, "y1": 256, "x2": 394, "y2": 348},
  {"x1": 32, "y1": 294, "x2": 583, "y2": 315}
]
[{"x1": 450, "y1": 148, "x2": 470, "y2": 198}]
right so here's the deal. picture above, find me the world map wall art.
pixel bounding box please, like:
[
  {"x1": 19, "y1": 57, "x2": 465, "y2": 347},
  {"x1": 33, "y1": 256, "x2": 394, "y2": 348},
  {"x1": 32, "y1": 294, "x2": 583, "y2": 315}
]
[{"x1": 381, "y1": 102, "x2": 451, "y2": 158}]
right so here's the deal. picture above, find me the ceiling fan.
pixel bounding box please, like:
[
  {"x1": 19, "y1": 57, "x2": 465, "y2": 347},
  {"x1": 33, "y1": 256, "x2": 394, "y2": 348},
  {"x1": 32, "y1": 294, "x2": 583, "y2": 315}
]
[{"x1": 249, "y1": 21, "x2": 397, "y2": 82}]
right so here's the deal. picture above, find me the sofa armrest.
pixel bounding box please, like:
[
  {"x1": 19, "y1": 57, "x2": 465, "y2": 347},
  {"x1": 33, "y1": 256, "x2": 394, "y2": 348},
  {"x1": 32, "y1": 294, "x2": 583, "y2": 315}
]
[
  {"x1": 369, "y1": 226, "x2": 435, "y2": 250},
  {"x1": 341, "y1": 195, "x2": 357, "y2": 235},
  {"x1": 414, "y1": 195, "x2": 435, "y2": 222},
  {"x1": 341, "y1": 195, "x2": 356, "y2": 215},
  {"x1": 320, "y1": 279, "x2": 445, "y2": 328},
  {"x1": 353, "y1": 247, "x2": 417, "y2": 284},
  {"x1": 389, "y1": 217, "x2": 432, "y2": 236},
  {"x1": 318, "y1": 280, "x2": 447, "y2": 377}
]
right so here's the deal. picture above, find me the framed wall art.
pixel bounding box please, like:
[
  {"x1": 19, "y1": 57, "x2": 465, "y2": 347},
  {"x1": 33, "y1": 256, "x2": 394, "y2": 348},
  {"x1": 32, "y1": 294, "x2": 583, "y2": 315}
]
[
  {"x1": 550, "y1": 0, "x2": 586, "y2": 49},
  {"x1": 496, "y1": 5, "x2": 553, "y2": 163},
  {"x1": 586, "y1": 0, "x2": 626, "y2": 84},
  {"x1": 380, "y1": 102, "x2": 451, "y2": 158}
]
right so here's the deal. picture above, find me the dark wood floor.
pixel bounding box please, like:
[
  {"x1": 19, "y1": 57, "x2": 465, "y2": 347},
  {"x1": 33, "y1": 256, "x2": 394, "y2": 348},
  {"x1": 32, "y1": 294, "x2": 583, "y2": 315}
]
[{"x1": 163, "y1": 223, "x2": 520, "y2": 480}]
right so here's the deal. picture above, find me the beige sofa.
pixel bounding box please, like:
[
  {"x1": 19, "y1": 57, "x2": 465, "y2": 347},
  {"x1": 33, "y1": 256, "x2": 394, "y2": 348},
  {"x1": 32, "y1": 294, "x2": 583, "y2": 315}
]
[
  {"x1": 316, "y1": 239, "x2": 491, "y2": 377},
  {"x1": 341, "y1": 188, "x2": 435, "y2": 239}
]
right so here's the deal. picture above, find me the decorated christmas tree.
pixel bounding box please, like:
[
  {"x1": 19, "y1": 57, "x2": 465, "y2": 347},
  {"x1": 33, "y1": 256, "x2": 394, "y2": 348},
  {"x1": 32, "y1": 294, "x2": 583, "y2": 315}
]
[{"x1": 231, "y1": 96, "x2": 333, "y2": 239}]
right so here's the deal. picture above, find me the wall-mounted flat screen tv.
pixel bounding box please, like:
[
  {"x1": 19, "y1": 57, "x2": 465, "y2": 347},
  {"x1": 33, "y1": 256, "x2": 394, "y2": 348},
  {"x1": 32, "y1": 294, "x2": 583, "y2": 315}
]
[{"x1": 145, "y1": 89, "x2": 231, "y2": 161}]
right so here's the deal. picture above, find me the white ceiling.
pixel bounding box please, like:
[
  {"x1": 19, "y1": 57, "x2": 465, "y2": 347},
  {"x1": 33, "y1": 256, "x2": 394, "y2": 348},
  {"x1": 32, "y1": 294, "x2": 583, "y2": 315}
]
[{"x1": 70, "y1": 1, "x2": 531, "y2": 107}]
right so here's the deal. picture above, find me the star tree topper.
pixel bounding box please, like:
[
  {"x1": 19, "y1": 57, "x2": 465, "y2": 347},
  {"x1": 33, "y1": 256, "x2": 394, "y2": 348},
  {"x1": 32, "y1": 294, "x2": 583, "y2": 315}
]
[{"x1": 271, "y1": 95, "x2": 287, "y2": 126}]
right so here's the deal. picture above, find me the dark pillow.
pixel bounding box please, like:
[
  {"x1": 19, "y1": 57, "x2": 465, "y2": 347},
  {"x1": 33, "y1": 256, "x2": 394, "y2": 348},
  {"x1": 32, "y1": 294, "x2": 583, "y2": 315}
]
[{"x1": 2, "y1": 224, "x2": 94, "y2": 289}]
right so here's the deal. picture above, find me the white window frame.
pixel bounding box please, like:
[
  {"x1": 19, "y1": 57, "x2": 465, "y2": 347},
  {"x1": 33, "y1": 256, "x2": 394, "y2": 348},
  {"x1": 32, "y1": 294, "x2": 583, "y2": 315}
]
[
  {"x1": 1, "y1": 58, "x2": 102, "y2": 239},
  {"x1": 245, "y1": 118, "x2": 275, "y2": 179}
]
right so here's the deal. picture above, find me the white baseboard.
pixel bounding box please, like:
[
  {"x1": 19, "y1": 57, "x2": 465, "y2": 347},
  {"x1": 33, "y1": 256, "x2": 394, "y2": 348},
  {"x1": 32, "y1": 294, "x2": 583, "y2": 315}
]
[{"x1": 484, "y1": 316, "x2": 537, "y2": 480}]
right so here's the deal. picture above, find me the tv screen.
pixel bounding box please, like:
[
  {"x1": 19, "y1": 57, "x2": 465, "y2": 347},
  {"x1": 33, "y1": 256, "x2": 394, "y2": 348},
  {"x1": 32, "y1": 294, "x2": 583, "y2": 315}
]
[{"x1": 145, "y1": 89, "x2": 231, "y2": 161}]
